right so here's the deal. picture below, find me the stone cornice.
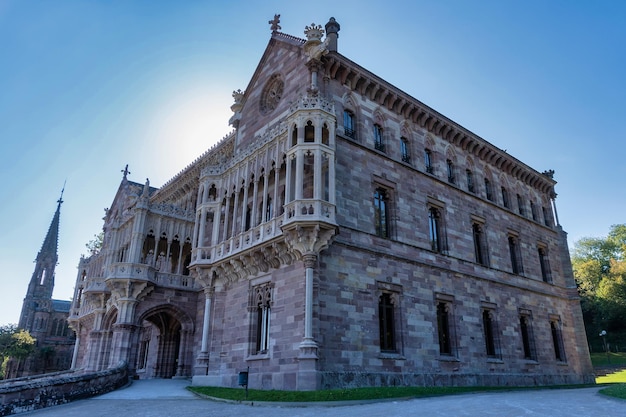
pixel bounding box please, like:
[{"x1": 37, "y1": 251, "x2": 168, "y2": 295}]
[
  {"x1": 323, "y1": 52, "x2": 556, "y2": 194},
  {"x1": 152, "y1": 132, "x2": 236, "y2": 203}
]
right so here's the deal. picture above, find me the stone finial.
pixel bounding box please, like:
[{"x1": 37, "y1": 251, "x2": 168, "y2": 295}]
[
  {"x1": 303, "y1": 23, "x2": 329, "y2": 62},
  {"x1": 304, "y1": 23, "x2": 324, "y2": 42},
  {"x1": 231, "y1": 89, "x2": 245, "y2": 113},
  {"x1": 232, "y1": 89, "x2": 244, "y2": 103},
  {"x1": 269, "y1": 14, "x2": 281, "y2": 32},
  {"x1": 325, "y1": 17, "x2": 340, "y2": 52}
]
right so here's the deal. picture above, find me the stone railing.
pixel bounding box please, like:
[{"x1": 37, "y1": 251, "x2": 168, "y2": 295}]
[
  {"x1": 0, "y1": 361, "x2": 128, "y2": 416},
  {"x1": 194, "y1": 217, "x2": 284, "y2": 265},
  {"x1": 106, "y1": 263, "x2": 196, "y2": 291}
]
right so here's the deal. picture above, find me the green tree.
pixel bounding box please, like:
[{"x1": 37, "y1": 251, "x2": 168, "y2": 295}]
[
  {"x1": 572, "y1": 224, "x2": 626, "y2": 352},
  {"x1": 85, "y1": 231, "x2": 104, "y2": 255},
  {"x1": 0, "y1": 324, "x2": 36, "y2": 378}
]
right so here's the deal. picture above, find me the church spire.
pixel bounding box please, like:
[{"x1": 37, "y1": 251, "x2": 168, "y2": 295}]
[
  {"x1": 38, "y1": 186, "x2": 63, "y2": 262},
  {"x1": 19, "y1": 187, "x2": 64, "y2": 330}
]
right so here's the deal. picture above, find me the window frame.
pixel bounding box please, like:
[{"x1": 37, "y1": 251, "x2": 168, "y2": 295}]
[
  {"x1": 466, "y1": 169, "x2": 475, "y2": 193},
  {"x1": 519, "y1": 311, "x2": 537, "y2": 361},
  {"x1": 374, "y1": 123, "x2": 385, "y2": 152},
  {"x1": 482, "y1": 307, "x2": 501, "y2": 359},
  {"x1": 400, "y1": 137, "x2": 411, "y2": 163},
  {"x1": 374, "y1": 187, "x2": 391, "y2": 239},
  {"x1": 378, "y1": 292, "x2": 397, "y2": 353},
  {"x1": 446, "y1": 159, "x2": 455, "y2": 184},
  {"x1": 550, "y1": 318, "x2": 566, "y2": 362},
  {"x1": 508, "y1": 234, "x2": 524, "y2": 275},
  {"x1": 538, "y1": 245, "x2": 552, "y2": 283},
  {"x1": 250, "y1": 282, "x2": 273, "y2": 355},
  {"x1": 435, "y1": 296, "x2": 456, "y2": 357},
  {"x1": 472, "y1": 219, "x2": 489, "y2": 267},
  {"x1": 427, "y1": 202, "x2": 447, "y2": 253},
  {"x1": 484, "y1": 178, "x2": 493, "y2": 201},
  {"x1": 501, "y1": 187, "x2": 510, "y2": 209},
  {"x1": 343, "y1": 109, "x2": 356, "y2": 139},
  {"x1": 424, "y1": 149, "x2": 433, "y2": 174}
]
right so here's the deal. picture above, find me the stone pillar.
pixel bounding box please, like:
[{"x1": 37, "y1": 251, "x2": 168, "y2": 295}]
[
  {"x1": 195, "y1": 288, "x2": 213, "y2": 375},
  {"x1": 70, "y1": 327, "x2": 80, "y2": 370},
  {"x1": 300, "y1": 254, "x2": 317, "y2": 351},
  {"x1": 295, "y1": 149, "x2": 304, "y2": 200},
  {"x1": 298, "y1": 254, "x2": 319, "y2": 390},
  {"x1": 175, "y1": 329, "x2": 189, "y2": 378}
]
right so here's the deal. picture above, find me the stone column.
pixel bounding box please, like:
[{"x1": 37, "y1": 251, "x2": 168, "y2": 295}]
[
  {"x1": 195, "y1": 288, "x2": 213, "y2": 375},
  {"x1": 70, "y1": 325, "x2": 80, "y2": 370},
  {"x1": 297, "y1": 254, "x2": 319, "y2": 390},
  {"x1": 300, "y1": 254, "x2": 317, "y2": 352},
  {"x1": 175, "y1": 329, "x2": 189, "y2": 378}
]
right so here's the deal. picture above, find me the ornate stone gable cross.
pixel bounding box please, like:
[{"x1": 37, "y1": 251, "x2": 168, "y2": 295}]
[
  {"x1": 121, "y1": 164, "x2": 131, "y2": 179},
  {"x1": 269, "y1": 14, "x2": 281, "y2": 32}
]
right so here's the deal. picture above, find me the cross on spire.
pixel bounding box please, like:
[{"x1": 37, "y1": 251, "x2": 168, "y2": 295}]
[
  {"x1": 57, "y1": 180, "x2": 66, "y2": 205},
  {"x1": 122, "y1": 164, "x2": 131, "y2": 179}
]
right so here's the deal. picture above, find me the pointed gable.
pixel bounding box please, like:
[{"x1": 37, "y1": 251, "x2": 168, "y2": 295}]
[{"x1": 234, "y1": 32, "x2": 309, "y2": 150}]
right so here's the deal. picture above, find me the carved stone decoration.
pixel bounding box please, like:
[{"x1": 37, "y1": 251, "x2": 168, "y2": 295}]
[
  {"x1": 259, "y1": 74, "x2": 284, "y2": 115},
  {"x1": 303, "y1": 23, "x2": 329, "y2": 62},
  {"x1": 282, "y1": 222, "x2": 337, "y2": 259}
]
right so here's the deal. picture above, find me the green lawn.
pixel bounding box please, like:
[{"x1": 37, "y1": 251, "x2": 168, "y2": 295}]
[
  {"x1": 590, "y1": 351, "x2": 626, "y2": 367},
  {"x1": 189, "y1": 384, "x2": 593, "y2": 403}
]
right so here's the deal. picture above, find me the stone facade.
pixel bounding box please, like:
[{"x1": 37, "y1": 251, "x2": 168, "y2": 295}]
[{"x1": 68, "y1": 17, "x2": 594, "y2": 390}]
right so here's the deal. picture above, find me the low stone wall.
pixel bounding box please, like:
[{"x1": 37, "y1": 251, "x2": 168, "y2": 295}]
[{"x1": 0, "y1": 362, "x2": 129, "y2": 416}]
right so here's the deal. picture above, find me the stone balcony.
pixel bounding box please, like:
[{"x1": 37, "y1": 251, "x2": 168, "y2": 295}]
[
  {"x1": 193, "y1": 199, "x2": 337, "y2": 267},
  {"x1": 105, "y1": 262, "x2": 197, "y2": 290}
]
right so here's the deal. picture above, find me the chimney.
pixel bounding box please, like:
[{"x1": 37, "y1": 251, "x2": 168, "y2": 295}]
[{"x1": 325, "y1": 17, "x2": 340, "y2": 52}]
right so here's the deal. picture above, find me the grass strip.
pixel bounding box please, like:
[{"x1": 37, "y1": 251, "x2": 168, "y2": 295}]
[{"x1": 189, "y1": 384, "x2": 592, "y2": 403}]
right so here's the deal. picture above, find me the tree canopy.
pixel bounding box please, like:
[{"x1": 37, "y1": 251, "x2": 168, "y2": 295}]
[
  {"x1": 0, "y1": 324, "x2": 36, "y2": 366},
  {"x1": 572, "y1": 224, "x2": 626, "y2": 351}
]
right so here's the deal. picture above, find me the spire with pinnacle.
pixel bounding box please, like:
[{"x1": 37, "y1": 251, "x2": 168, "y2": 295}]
[{"x1": 19, "y1": 186, "x2": 65, "y2": 330}]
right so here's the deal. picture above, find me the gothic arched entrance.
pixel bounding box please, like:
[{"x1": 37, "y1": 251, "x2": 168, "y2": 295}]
[{"x1": 134, "y1": 305, "x2": 193, "y2": 379}]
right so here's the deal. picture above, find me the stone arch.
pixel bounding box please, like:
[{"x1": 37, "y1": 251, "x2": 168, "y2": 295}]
[{"x1": 134, "y1": 304, "x2": 195, "y2": 379}]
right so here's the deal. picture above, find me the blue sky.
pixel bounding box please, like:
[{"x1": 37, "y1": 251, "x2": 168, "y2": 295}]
[{"x1": 1, "y1": 1, "x2": 625, "y2": 326}]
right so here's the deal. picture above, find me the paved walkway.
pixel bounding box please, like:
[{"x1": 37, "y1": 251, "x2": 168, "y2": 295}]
[{"x1": 20, "y1": 379, "x2": 626, "y2": 417}]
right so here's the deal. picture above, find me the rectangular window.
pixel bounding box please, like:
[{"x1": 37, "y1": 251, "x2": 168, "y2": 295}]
[
  {"x1": 424, "y1": 149, "x2": 433, "y2": 174},
  {"x1": 542, "y1": 206, "x2": 551, "y2": 227},
  {"x1": 378, "y1": 293, "x2": 396, "y2": 352},
  {"x1": 343, "y1": 110, "x2": 355, "y2": 138},
  {"x1": 519, "y1": 313, "x2": 537, "y2": 360},
  {"x1": 482, "y1": 309, "x2": 500, "y2": 358},
  {"x1": 517, "y1": 194, "x2": 525, "y2": 216},
  {"x1": 473, "y1": 222, "x2": 489, "y2": 266},
  {"x1": 400, "y1": 137, "x2": 411, "y2": 163},
  {"x1": 436, "y1": 301, "x2": 454, "y2": 356},
  {"x1": 446, "y1": 159, "x2": 455, "y2": 184},
  {"x1": 374, "y1": 187, "x2": 390, "y2": 238},
  {"x1": 428, "y1": 206, "x2": 445, "y2": 252},
  {"x1": 550, "y1": 319, "x2": 566, "y2": 362},
  {"x1": 484, "y1": 178, "x2": 493, "y2": 201},
  {"x1": 538, "y1": 246, "x2": 552, "y2": 283},
  {"x1": 501, "y1": 187, "x2": 510, "y2": 208},
  {"x1": 252, "y1": 283, "x2": 272, "y2": 354},
  {"x1": 530, "y1": 201, "x2": 537, "y2": 221},
  {"x1": 374, "y1": 124, "x2": 385, "y2": 152},
  {"x1": 466, "y1": 170, "x2": 474, "y2": 193},
  {"x1": 508, "y1": 235, "x2": 523, "y2": 275}
]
